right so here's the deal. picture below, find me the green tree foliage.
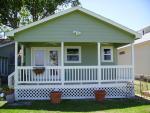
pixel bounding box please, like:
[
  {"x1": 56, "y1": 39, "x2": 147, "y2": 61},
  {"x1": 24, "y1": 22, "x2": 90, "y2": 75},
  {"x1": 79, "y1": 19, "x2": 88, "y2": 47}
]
[{"x1": 0, "y1": 0, "x2": 80, "y2": 30}]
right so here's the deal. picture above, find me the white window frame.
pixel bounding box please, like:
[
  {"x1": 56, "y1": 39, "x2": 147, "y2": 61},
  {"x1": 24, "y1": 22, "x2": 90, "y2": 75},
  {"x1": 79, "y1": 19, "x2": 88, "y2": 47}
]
[
  {"x1": 101, "y1": 46, "x2": 113, "y2": 62},
  {"x1": 65, "y1": 46, "x2": 81, "y2": 63}
]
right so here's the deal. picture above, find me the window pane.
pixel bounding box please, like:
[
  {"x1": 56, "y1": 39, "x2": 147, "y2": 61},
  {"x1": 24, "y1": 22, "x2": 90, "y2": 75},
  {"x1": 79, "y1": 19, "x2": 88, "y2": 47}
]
[
  {"x1": 104, "y1": 49, "x2": 111, "y2": 54},
  {"x1": 67, "y1": 49, "x2": 79, "y2": 54},
  {"x1": 67, "y1": 55, "x2": 79, "y2": 61},
  {"x1": 104, "y1": 55, "x2": 111, "y2": 60},
  {"x1": 35, "y1": 50, "x2": 44, "y2": 66}
]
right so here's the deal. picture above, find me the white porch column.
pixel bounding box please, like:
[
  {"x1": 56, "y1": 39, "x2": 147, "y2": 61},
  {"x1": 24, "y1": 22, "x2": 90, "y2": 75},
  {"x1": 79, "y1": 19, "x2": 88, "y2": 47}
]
[
  {"x1": 97, "y1": 42, "x2": 101, "y2": 83},
  {"x1": 15, "y1": 41, "x2": 18, "y2": 87},
  {"x1": 131, "y1": 43, "x2": 134, "y2": 80},
  {"x1": 21, "y1": 45, "x2": 24, "y2": 66},
  {"x1": 61, "y1": 42, "x2": 64, "y2": 85}
]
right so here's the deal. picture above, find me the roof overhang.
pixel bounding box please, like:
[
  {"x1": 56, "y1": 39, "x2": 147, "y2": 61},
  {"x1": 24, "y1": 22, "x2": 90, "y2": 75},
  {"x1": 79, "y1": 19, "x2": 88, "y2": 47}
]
[
  {"x1": 6, "y1": 6, "x2": 141, "y2": 39},
  {"x1": 0, "y1": 41, "x2": 15, "y2": 48}
]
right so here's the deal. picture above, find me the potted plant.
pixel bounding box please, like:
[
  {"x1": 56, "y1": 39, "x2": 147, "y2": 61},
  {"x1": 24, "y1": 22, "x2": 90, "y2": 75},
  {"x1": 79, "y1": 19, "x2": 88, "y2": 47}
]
[
  {"x1": 33, "y1": 67, "x2": 45, "y2": 75},
  {"x1": 50, "y1": 90, "x2": 62, "y2": 104},
  {"x1": 2, "y1": 87, "x2": 15, "y2": 103},
  {"x1": 94, "y1": 90, "x2": 106, "y2": 102}
]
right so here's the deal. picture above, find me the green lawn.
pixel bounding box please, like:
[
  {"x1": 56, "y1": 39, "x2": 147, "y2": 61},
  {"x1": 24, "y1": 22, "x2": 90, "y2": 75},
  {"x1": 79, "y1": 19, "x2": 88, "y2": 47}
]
[{"x1": 0, "y1": 98, "x2": 150, "y2": 113}]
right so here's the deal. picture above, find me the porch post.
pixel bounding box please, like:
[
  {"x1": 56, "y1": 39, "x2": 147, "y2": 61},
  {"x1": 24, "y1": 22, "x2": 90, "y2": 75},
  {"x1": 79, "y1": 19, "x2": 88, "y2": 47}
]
[
  {"x1": 97, "y1": 42, "x2": 101, "y2": 83},
  {"x1": 15, "y1": 41, "x2": 18, "y2": 87},
  {"x1": 21, "y1": 45, "x2": 24, "y2": 66},
  {"x1": 61, "y1": 42, "x2": 64, "y2": 85},
  {"x1": 131, "y1": 43, "x2": 134, "y2": 81}
]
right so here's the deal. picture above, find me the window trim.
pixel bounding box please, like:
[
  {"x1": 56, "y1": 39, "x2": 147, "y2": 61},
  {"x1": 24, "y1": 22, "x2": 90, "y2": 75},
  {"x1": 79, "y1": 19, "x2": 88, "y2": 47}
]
[
  {"x1": 64, "y1": 46, "x2": 81, "y2": 63},
  {"x1": 101, "y1": 46, "x2": 113, "y2": 62}
]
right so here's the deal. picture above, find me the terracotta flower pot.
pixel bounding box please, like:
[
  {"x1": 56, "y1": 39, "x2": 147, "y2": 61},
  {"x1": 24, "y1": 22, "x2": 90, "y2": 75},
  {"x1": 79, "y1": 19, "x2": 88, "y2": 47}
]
[
  {"x1": 50, "y1": 91, "x2": 62, "y2": 104},
  {"x1": 94, "y1": 90, "x2": 106, "y2": 102}
]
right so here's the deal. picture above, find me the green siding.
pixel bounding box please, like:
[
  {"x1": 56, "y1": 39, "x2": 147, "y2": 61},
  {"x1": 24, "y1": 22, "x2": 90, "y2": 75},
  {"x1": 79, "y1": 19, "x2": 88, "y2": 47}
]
[
  {"x1": 64, "y1": 43, "x2": 97, "y2": 66},
  {"x1": 15, "y1": 11, "x2": 135, "y2": 43},
  {"x1": 24, "y1": 43, "x2": 118, "y2": 66}
]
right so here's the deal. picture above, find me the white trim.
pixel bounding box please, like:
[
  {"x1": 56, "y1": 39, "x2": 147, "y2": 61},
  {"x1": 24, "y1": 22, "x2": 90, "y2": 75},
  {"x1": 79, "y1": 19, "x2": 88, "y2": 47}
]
[
  {"x1": 97, "y1": 43, "x2": 101, "y2": 66},
  {"x1": 16, "y1": 83, "x2": 129, "y2": 89},
  {"x1": 61, "y1": 42, "x2": 64, "y2": 85},
  {"x1": 131, "y1": 43, "x2": 134, "y2": 81},
  {"x1": 21, "y1": 45, "x2": 24, "y2": 66},
  {"x1": 6, "y1": 6, "x2": 141, "y2": 38},
  {"x1": 64, "y1": 46, "x2": 81, "y2": 63},
  {"x1": 8, "y1": 72, "x2": 15, "y2": 88},
  {"x1": 61, "y1": 42, "x2": 64, "y2": 66},
  {"x1": 97, "y1": 43, "x2": 101, "y2": 84},
  {"x1": 0, "y1": 41, "x2": 15, "y2": 48},
  {"x1": 101, "y1": 46, "x2": 113, "y2": 62}
]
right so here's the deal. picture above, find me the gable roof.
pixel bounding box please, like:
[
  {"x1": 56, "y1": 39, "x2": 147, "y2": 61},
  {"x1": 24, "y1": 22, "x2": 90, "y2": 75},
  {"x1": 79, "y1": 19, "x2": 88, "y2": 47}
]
[{"x1": 6, "y1": 6, "x2": 141, "y2": 38}]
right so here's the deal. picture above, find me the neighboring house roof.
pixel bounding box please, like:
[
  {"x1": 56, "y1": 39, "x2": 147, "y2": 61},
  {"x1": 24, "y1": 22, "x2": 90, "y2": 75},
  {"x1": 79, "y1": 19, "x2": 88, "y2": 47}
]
[
  {"x1": 118, "y1": 32, "x2": 150, "y2": 49},
  {"x1": 6, "y1": 6, "x2": 141, "y2": 38},
  {"x1": 138, "y1": 26, "x2": 150, "y2": 35},
  {"x1": 134, "y1": 32, "x2": 150, "y2": 44},
  {"x1": 0, "y1": 39, "x2": 14, "y2": 48}
]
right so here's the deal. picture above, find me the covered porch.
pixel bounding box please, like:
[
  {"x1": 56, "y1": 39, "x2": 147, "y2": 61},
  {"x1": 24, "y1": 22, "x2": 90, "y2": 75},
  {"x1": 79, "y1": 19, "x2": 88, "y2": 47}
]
[
  {"x1": 7, "y1": 42, "x2": 135, "y2": 100},
  {"x1": 9, "y1": 41, "x2": 134, "y2": 87}
]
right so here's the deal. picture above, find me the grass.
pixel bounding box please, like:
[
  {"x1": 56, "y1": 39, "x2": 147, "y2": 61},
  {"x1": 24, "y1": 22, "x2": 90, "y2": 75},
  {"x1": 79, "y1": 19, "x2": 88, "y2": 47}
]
[{"x1": 0, "y1": 98, "x2": 150, "y2": 113}]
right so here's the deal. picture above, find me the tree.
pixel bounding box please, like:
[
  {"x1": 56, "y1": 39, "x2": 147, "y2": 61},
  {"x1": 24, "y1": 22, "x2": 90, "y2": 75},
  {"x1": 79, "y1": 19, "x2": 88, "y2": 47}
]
[
  {"x1": 0, "y1": 0, "x2": 23, "y2": 29},
  {"x1": 0, "y1": 0, "x2": 80, "y2": 29}
]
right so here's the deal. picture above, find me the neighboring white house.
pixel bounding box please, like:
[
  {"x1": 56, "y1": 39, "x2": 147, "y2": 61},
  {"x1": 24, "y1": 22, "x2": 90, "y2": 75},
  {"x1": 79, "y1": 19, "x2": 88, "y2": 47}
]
[{"x1": 118, "y1": 28, "x2": 150, "y2": 78}]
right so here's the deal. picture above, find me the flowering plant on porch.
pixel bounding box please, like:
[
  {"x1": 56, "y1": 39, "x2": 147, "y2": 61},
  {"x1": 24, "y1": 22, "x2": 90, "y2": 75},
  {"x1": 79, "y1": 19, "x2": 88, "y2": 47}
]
[
  {"x1": 2, "y1": 87, "x2": 15, "y2": 103},
  {"x1": 33, "y1": 67, "x2": 45, "y2": 75},
  {"x1": 2, "y1": 87, "x2": 14, "y2": 95}
]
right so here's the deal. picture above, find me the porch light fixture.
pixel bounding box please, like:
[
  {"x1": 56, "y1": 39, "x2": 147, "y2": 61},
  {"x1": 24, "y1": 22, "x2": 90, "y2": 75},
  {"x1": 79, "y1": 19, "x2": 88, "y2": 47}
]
[{"x1": 73, "y1": 30, "x2": 81, "y2": 36}]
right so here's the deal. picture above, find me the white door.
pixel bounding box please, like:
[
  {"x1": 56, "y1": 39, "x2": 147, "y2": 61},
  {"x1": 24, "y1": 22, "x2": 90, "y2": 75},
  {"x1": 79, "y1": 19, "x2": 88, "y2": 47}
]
[{"x1": 32, "y1": 49, "x2": 45, "y2": 66}]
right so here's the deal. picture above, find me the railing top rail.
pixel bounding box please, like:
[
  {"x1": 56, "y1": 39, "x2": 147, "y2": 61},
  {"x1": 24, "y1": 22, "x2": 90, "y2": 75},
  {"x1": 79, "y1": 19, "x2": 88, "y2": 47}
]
[
  {"x1": 17, "y1": 65, "x2": 133, "y2": 69},
  {"x1": 8, "y1": 72, "x2": 15, "y2": 79}
]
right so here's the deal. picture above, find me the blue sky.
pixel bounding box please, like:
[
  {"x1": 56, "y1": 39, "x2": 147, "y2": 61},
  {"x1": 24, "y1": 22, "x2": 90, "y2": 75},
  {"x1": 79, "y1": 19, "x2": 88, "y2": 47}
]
[{"x1": 80, "y1": 0, "x2": 150, "y2": 31}]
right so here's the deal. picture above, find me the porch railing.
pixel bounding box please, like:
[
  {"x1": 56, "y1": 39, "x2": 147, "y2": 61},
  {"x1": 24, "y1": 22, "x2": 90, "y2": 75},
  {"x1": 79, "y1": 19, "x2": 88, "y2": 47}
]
[{"x1": 15, "y1": 65, "x2": 133, "y2": 84}]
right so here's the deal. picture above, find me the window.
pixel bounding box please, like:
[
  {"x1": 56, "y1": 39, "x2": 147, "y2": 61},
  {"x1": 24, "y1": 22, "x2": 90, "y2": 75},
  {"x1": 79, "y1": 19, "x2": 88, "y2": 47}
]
[
  {"x1": 65, "y1": 46, "x2": 81, "y2": 63},
  {"x1": 34, "y1": 50, "x2": 45, "y2": 66},
  {"x1": 102, "y1": 47, "x2": 113, "y2": 62}
]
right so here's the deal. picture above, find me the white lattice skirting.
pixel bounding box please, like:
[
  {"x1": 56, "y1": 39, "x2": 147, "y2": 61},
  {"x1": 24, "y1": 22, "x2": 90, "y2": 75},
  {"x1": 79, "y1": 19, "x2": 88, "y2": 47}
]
[{"x1": 15, "y1": 84, "x2": 134, "y2": 100}]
